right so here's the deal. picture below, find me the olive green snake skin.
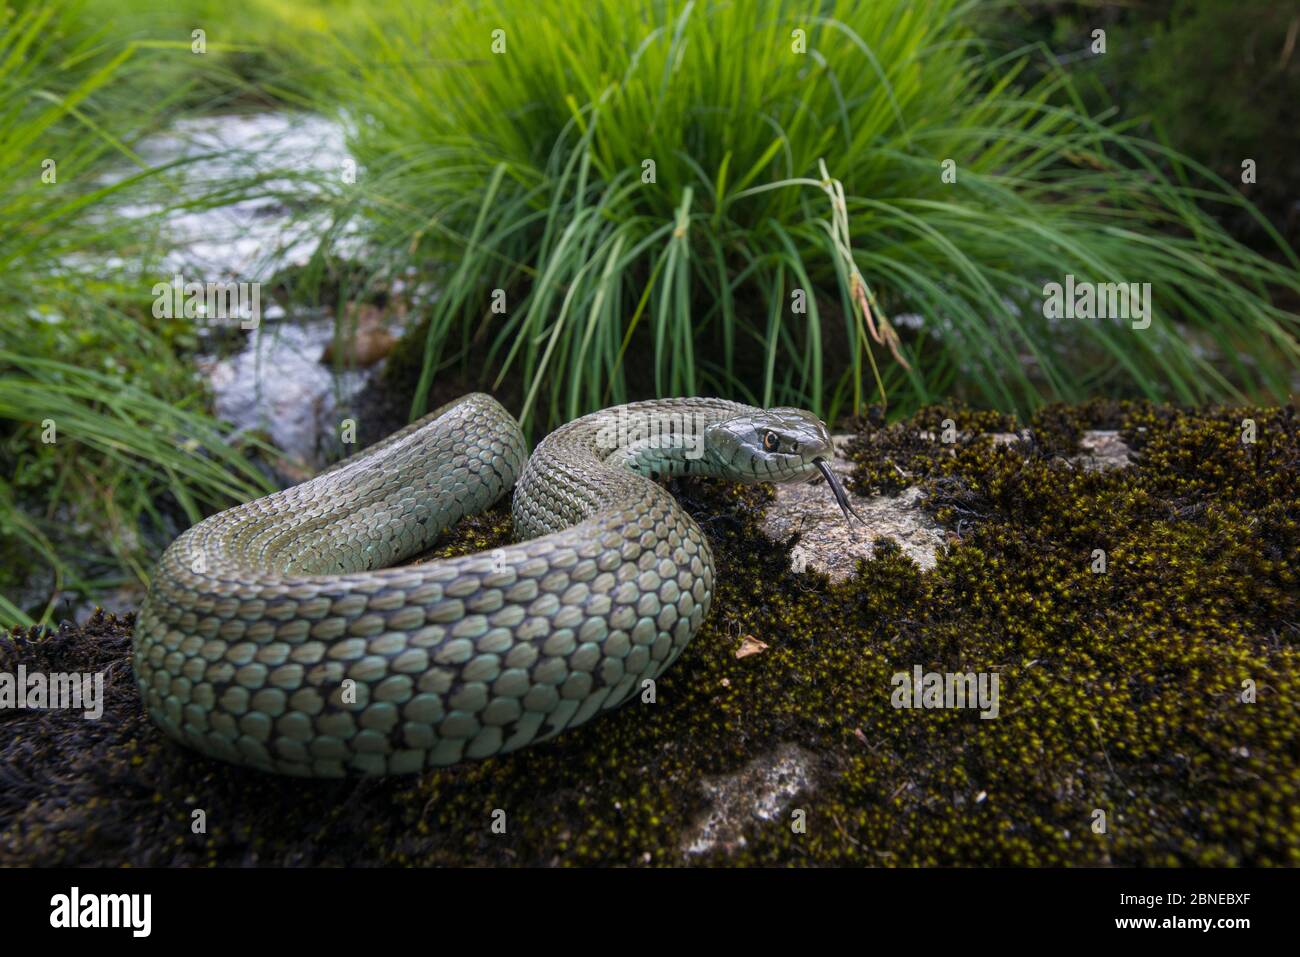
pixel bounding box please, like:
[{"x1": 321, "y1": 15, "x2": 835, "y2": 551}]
[{"x1": 134, "y1": 394, "x2": 847, "y2": 777}]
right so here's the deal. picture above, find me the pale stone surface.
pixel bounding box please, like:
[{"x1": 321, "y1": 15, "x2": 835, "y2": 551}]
[
  {"x1": 760, "y1": 435, "x2": 946, "y2": 581},
  {"x1": 681, "y1": 742, "x2": 819, "y2": 857},
  {"x1": 1074, "y1": 429, "x2": 1131, "y2": 471}
]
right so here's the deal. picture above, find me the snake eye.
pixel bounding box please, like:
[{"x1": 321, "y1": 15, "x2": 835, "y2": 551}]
[{"x1": 762, "y1": 430, "x2": 779, "y2": 452}]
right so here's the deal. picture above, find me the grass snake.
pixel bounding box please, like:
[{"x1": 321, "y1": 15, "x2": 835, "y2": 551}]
[{"x1": 134, "y1": 394, "x2": 856, "y2": 776}]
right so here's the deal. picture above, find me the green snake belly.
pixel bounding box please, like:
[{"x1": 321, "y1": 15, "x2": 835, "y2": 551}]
[{"x1": 133, "y1": 394, "x2": 752, "y2": 777}]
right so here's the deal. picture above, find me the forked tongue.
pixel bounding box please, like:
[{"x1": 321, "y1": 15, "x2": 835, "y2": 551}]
[{"x1": 814, "y1": 458, "x2": 863, "y2": 524}]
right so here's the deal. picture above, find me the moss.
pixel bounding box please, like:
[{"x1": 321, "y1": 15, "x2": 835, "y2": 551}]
[{"x1": 2, "y1": 401, "x2": 1297, "y2": 866}]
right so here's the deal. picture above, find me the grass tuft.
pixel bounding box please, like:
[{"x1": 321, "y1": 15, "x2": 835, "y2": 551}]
[{"x1": 320, "y1": 0, "x2": 1299, "y2": 434}]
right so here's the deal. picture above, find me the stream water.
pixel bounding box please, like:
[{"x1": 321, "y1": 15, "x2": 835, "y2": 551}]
[
  {"x1": 49, "y1": 112, "x2": 398, "y2": 620},
  {"x1": 118, "y1": 111, "x2": 390, "y2": 473}
]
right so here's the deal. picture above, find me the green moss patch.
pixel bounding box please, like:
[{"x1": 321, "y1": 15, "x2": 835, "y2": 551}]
[{"x1": 2, "y1": 401, "x2": 1296, "y2": 866}]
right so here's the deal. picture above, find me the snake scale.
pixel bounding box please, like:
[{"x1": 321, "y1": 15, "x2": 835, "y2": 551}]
[{"x1": 134, "y1": 394, "x2": 855, "y2": 777}]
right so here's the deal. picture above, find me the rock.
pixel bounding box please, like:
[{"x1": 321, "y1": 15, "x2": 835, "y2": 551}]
[
  {"x1": 321, "y1": 303, "x2": 397, "y2": 367},
  {"x1": 6, "y1": 405, "x2": 1293, "y2": 867},
  {"x1": 990, "y1": 428, "x2": 1132, "y2": 471},
  {"x1": 761, "y1": 434, "x2": 945, "y2": 580},
  {"x1": 763, "y1": 430, "x2": 1133, "y2": 581},
  {"x1": 681, "y1": 743, "x2": 819, "y2": 857},
  {"x1": 1074, "y1": 429, "x2": 1131, "y2": 471},
  {"x1": 206, "y1": 313, "x2": 375, "y2": 473}
]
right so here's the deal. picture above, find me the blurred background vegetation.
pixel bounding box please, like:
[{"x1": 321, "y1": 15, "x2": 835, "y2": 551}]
[
  {"x1": 974, "y1": 0, "x2": 1299, "y2": 249},
  {"x1": 1, "y1": 0, "x2": 1296, "y2": 625}
]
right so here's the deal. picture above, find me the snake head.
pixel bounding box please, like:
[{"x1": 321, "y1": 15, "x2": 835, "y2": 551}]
[{"x1": 705, "y1": 408, "x2": 863, "y2": 524}]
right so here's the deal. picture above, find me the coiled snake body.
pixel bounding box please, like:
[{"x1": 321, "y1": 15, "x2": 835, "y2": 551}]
[{"x1": 134, "y1": 395, "x2": 848, "y2": 777}]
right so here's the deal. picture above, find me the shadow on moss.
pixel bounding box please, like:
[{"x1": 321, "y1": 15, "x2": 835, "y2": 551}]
[{"x1": 1, "y1": 400, "x2": 1296, "y2": 866}]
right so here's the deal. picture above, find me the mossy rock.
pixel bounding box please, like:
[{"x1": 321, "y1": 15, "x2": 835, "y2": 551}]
[{"x1": 1, "y1": 400, "x2": 1295, "y2": 866}]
